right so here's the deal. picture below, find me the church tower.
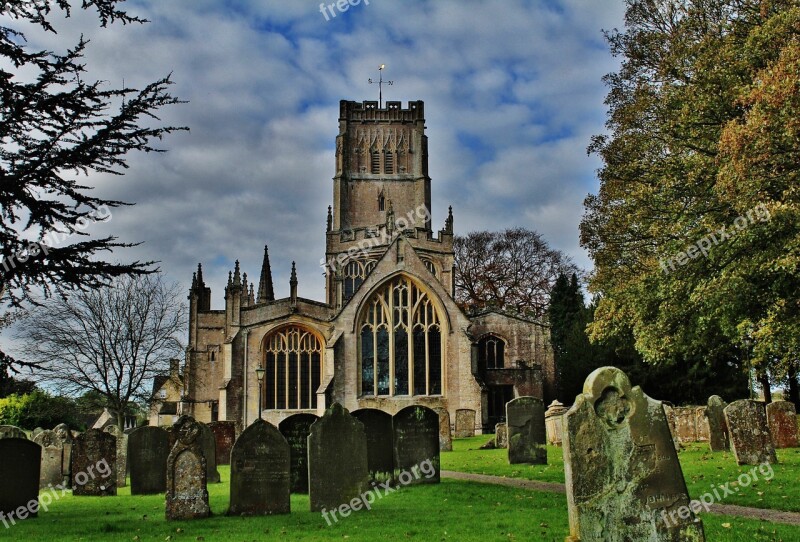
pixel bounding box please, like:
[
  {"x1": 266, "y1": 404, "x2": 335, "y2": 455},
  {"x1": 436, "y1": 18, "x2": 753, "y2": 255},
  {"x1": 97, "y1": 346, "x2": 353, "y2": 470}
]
[{"x1": 325, "y1": 100, "x2": 454, "y2": 308}]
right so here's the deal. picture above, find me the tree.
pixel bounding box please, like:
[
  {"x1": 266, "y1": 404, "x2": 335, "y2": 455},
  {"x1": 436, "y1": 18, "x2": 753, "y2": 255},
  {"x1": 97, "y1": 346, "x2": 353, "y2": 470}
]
[
  {"x1": 580, "y1": 0, "x2": 799, "y2": 400},
  {"x1": 0, "y1": 1, "x2": 185, "y2": 372},
  {"x1": 453, "y1": 228, "x2": 578, "y2": 318},
  {"x1": 0, "y1": 390, "x2": 82, "y2": 429},
  {"x1": 15, "y1": 274, "x2": 187, "y2": 429}
]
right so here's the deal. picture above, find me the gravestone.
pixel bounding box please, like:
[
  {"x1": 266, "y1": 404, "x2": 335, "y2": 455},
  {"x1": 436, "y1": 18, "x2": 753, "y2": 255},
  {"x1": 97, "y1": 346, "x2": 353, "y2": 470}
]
[
  {"x1": 393, "y1": 405, "x2": 440, "y2": 484},
  {"x1": 308, "y1": 403, "x2": 369, "y2": 513},
  {"x1": 278, "y1": 413, "x2": 318, "y2": 493},
  {"x1": 0, "y1": 425, "x2": 27, "y2": 440},
  {"x1": 352, "y1": 409, "x2": 394, "y2": 482},
  {"x1": 128, "y1": 426, "x2": 170, "y2": 495},
  {"x1": 724, "y1": 400, "x2": 777, "y2": 465},
  {"x1": 0, "y1": 439, "x2": 40, "y2": 521},
  {"x1": 673, "y1": 407, "x2": 698, "y2": 443},
  {"x1": 563, "y1": 367, "x2": 705, "y2": 541},
  {"x1": 39, "y1": 446, "x2": 63, "y2": 489},
  {"x1": 53, "y1": 424, "x2": 73, "y2": 487},
  {"x1": 494, "y1": 423, "x2": 508, "y2": 448},
  {"x1": 454, "y1": 408, "x2": 476, "y2": 438},
  {"x1": 33, "y1": 429, "x2": 70, "y2": 488},
  {"x1": 209, "y1": 421, "x2": 236, "y2": 465},
  {"x1": 662, "y1": 402, "x2": 681, "y2": 451},
  {"x1": 103, "y1": 425, "x2": 127, "y2": 487},
  {"x1": 166, "y1": 416, "x2": 210, "y2": 520},
  {"x1": 198, "y1": 423, "x2": 220, "y2": 483},
  {"x1": 506, "y1": 396, "x2": 546, "y2": 465},
  {"x1": 71, "y1": 429, "x2": 116, "y2": 496},
  {"x1": 766, "y1": 401, "x2": 799, "y2": 449},
  {"x1": 695, "y1": 407, "x2": 710, "y2": 442},
  {"x1": 432, "y1": 407, "x2": 452, "y2": 452},
  {"x1": 545, "y1": 400, "x2": 568, "y2": 446},
  {"x1": 229, "y1": 418, "x2": 290, "y2": 516},
  {"x1": 706, "y1": 396, "x2": 729, "y2": 452},
  {"x1": 32, "y1": 428, "x2": 44, "y2": 438}
]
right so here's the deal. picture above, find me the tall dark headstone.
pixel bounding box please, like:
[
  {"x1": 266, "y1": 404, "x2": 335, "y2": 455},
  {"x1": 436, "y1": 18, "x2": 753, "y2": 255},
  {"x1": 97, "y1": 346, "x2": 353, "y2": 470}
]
[
  {"x1": 454, "y1": 408, "x2": 476, "y2": 438},
  {"x1": 506, "y1": 396, "x2": 546, "y2": 465},
  {"x1": 166, "y1": 416, "x2": 210, "y2": 520},
  {"x1": 278, "y1": 413, "x2": 318, "y2": 493},
  {"x1": 706, "y1": 395, "x2": 729, "y2": 452},
  {"x1": 352, "y1": 408, "x2": 394, "y2": 482},
  {"x1": 198, "y1": 423, "x2": 220, "y2": 483},
  {"x1": 308, "y1": 403, "x2": 369, "y2": 513},
  {"x1": 0, "y1": 425, "x2": 27, "y2": 440},
  {"x1": 432, "y1": 407, "x2": 452, "y2": 451},
  {"x1": 209, "y1": 421, "x2": 236, "y2": 465},
  {"x1": 129, "y1": 426, "x2": 170, "y2": 495},
  {"x1": 767, "y1": 401, "x2": 799, "y2": 449},
  {"x1": 724, "y1": 399, "x2": 778, "y2": 465},
  {"x1": 229, "y1": 419, "x2": 290, "y2": 516},
  {"x1": 71, "y1": 429, "x2": 116, "y2": 496},
  {"x1": 393, "y1": 405, "x2": 440, "y2": 484},
  {"x1": 563, "y1": 367, "x2": 705, "y2": 542},
  {"x1": 0, "y1": 439, "x2": 40, "y2": 521}
]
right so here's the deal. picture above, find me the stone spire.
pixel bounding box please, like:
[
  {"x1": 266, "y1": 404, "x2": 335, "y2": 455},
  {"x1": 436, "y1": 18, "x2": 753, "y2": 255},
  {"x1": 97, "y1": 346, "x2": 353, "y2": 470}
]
[
  {"x1": 241, "y1": 272, "x2": 249, "y2": 306},
  {"x1": 327, "y1": 205, "x2": 333, "y2": 232},
  {"x1": 445, "y1": 205, "x2": 454, "y2": 234},
  {"x1": 248, "y1": 283, "x2": 255, "y2": 305},
  {"x1": 233, "y1": 260, "x2": 242, "y2": 288},
  {"x1": 196, "y1": 263, "x2": 206, "y2": 288},
  {"x1": 257, "y1": 245, "x2": 275, "y2": 304},
  {"x1": 290, "y1": 261, "x2": 298, "y2": 306}
]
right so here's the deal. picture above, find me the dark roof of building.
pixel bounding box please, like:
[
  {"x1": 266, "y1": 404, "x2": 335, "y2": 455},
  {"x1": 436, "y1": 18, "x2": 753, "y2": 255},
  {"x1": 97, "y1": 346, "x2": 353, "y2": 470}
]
[{"x1": 152, "y1": 375, "x2": 169, "y2": 395}]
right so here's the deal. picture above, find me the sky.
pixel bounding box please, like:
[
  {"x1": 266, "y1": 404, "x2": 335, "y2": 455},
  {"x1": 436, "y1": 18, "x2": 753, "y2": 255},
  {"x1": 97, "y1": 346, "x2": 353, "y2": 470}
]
[{"x1": 10, "y1": 0, "x2": 628, "y2": 309}]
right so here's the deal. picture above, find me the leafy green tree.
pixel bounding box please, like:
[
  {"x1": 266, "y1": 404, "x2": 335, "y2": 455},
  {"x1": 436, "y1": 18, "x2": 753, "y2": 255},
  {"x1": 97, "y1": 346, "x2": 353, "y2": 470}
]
[
  {"x1": 0, "y1": 391, "x2": 82, "y2": 429},
  {"x1": 581, "y1": 0, "x2": 799, "y2": 401},
  {"x1": 0, "y1": 1, "x2": 185, "y2": 373}
]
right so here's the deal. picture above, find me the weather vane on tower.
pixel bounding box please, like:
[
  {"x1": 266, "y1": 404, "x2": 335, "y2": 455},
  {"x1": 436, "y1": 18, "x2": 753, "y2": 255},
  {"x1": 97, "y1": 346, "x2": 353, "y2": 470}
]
[{"x1": 368, "y1": 64, "x2": 393, "y2": 108}]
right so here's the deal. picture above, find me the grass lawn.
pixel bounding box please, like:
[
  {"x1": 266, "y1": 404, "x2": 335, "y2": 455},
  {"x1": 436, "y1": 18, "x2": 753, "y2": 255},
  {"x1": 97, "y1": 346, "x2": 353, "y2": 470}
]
[
  {"x1": 0, "y1": 451, "x2": 796, "y2": 541},
  {"x1": 442, "y1": 435, "x2": 800, "y2": 513}
]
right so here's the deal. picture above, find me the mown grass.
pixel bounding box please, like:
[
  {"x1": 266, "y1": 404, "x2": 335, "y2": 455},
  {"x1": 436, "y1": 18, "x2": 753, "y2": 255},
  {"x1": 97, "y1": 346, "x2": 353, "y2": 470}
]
[{"x1": 442, "y1": 435, "x2": 800, "y2": 513}]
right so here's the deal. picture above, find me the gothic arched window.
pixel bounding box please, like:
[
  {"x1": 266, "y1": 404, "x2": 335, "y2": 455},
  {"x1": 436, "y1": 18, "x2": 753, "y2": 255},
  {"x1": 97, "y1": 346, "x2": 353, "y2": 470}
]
[
  {"x1": 343, "y1": 259, "x2": 377, "y2": 302},
  {"x1": 423, "y1": 259, "x2": 437, "y2": 277},
  {"x1": 263, "y1": 326, "x2": 323, "y2": 410},
  {"x1": 478, "y1": 335, "x2": 505, "y2": 369},
  {"x1": 360, "y1": 276, "x2": 443, "y2": 396}
]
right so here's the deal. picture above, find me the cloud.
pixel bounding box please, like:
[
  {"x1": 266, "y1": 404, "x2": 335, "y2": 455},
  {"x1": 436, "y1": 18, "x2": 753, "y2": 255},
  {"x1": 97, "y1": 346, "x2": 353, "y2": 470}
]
[{"x1": 4, "y1": 0, "x2": 626, "y2": 306}]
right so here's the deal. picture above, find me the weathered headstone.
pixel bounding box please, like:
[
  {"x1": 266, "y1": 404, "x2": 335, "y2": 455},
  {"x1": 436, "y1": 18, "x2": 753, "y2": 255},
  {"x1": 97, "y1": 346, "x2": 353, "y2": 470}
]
[
  {"x1": 39, "y1": 446, "x2": 63, "y2": 489},
  {"x1": 0, "y1": 425, "x2": 27, "y2": 440},
  {"x1": 31, "y1": 428, "x2": 44, "y2": 438},
  {"x1": 393, "y1": 405, "x2": 440, "y2": 484},
  {"x1": 352, "y1": 409, "x2": 394, "y2": 482},
  {"x1": 71, "y1": 429, "x2": 116, "y2": 496},
  {"x1": 766, "y1": 401, "x2": 799, "y2": 449},
  {"x1": 494, "y1": 423, "x2": 508, "y2": 448},
  {"x1": 506, "y1": 396, "x2": 546, "y2": 465},
  {"x1": 166, "y1": 416, "x2": 210, "y2": 520},
  {"x1": 128, "y1": 426, "x2": 170, "y2": 495},
  {"x1": 695, "y1": 407, "x2": 710, "y2": 442},
  {"x1": 308, "y1": 403, "x2": 369, "y2": 513},
  {"x1": 563, "y1": 367, "x2": 705, "y2": 541},
  {"x1": 432, "y1": 407, "x2": 452, "y2": 452},
  {"x1": 278, "y1": 413, "x2": 318, "y2": 493},
  {"x1": 103, "y1": 425, "x2": 127, "y2": 487},
  {"x1": 454, "y1": 408, "x2": 476, "y2": 438},
  {"x1": 229, "y1": 418, "x2": 290, "y2": 516},
  {"x1": 545, "y1": 400, "x2": 568, "y2": 446},
  {"x1": 0, "y1": 439, "x2": 40, "y2": 522},
  {"x1": 54, "y1": 424, "x2": 73, "y2": 487},
  {"x1": 209, "y1": 421, "x2": 236, "y2": 465},
  {"x1": 198, "y1": 423, "x2": 220, "y2": 483},
  {"x1": 724, "y1": 400, "x2": 777, "y2": 465},
  {"x1": 706, "y1": 395, "x2": 729, "y2": 452},
  {"x1": 673, "y1": 407, "x2": 698, "y2": 443},
  {"x1": 662, "y1": 402, "x2": 681, "y2": 451}
]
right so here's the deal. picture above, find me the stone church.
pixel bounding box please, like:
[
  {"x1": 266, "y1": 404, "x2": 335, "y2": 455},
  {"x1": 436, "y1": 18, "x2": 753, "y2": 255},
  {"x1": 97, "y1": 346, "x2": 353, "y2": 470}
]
[{"x1": 179, "y1": 99, "x2": 554, "y2": 433}]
